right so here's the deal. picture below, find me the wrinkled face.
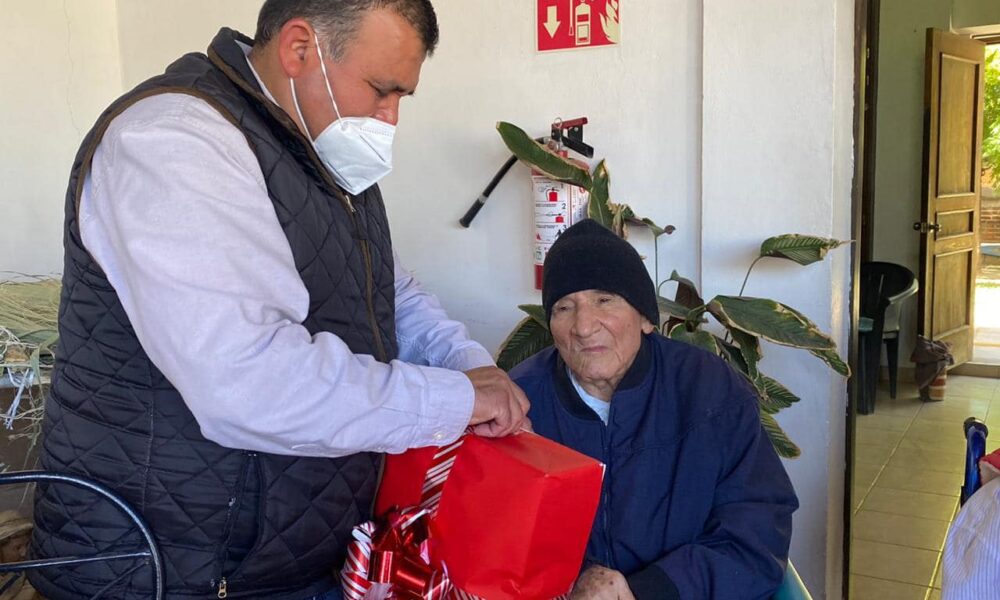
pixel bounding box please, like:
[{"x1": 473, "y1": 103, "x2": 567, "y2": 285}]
[{"x1": 550, "y1": 290, "x2": 654, "y2": 399}]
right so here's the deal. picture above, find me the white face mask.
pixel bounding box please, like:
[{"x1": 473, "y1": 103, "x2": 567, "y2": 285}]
[{"x1": 290, "y1": 34, "x2": 396, "y2": 195}]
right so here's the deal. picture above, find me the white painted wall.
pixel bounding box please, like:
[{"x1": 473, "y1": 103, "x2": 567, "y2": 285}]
[
  {"x1": 385, "y1": 1, "x2": 702, "y2": 353},
  {"x1": 873, "y1": 0, "x2": 1000, "y2": 364},
  {"x1": 703, "y1": 2, "x2": 855, "y2": 596},
  {"x1": 952, "y1": 0, "x2": 1000, "y2": 31},
  {"x1": 0, "y1": 0, "x2": 122, "y2": 277},
  {"x1": 4, "y1": 2, "x2": 858, "y2": 597},
  {"x1": 116, "y1": 0, "x2": 258, "y2": 89},
  {"x1": 108, "y1": 0, "x2": 703, "y2": 358}
]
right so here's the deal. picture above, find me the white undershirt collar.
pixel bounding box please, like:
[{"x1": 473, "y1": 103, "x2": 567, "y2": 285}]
[
  {"x1": 567, "y1": 367, "x2": 611, "y2": 424},
  {"x1": 237, "y1": 41, "x2": 279, "y2": 105}
]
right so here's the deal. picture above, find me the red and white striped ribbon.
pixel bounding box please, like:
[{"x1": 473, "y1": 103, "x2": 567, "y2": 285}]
[
  {"x1": 342, "y1": 522, "x2": 378, "y2": 600},
  {"x1": 341, "y1": 435, "x2": 569, "y2": 600},
  {"x1": 341, "y1": 438, "x2": 468, "y2": 600},
  {"x1": 419, "y1": 438, "x2": 464, "y2": 516}
]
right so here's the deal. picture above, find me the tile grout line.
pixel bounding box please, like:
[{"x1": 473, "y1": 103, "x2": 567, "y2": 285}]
[
  {"x1": 852, "y1": 376, "x2": 998, "y2": 600},
  {"x1": 851, "y1": 573, "x2": 932, "y2": 596},
  {"x1": 927, "y1": 551, "x2": 945, "y2": 597},
  {"x1": 851, "y1": 507, "x2": 956, "y2": 524}
]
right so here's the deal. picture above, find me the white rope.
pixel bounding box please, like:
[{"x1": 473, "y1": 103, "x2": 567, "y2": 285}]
[
  {"x1": 2, "y1": 368, "x2": 33, "y2": 430},
  {"x1": 0, "y1": 326, "x2": 42, "y2": 431}
]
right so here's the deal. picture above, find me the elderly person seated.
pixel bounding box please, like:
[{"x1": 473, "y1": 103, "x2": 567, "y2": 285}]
[{"x1": 510, "y1": 220, "x2": 799, "y2": 600}]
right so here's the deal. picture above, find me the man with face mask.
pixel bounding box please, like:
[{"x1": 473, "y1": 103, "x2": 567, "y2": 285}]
[{"x1": 28, "y1": 1, "x2": 529, "y2": 599}]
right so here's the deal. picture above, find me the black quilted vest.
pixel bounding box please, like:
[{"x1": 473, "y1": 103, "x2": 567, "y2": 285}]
[{"x1": 29, "y1": 28, "x2": 398, "y2": 600}]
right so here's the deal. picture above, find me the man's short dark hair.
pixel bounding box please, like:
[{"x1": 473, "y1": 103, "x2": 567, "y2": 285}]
[{"x1": 255, "y1": 0, "x2": 439, "y2": 59}]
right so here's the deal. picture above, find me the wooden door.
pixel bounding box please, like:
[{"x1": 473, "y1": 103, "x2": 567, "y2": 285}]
[{"x1": 916, "y1": 29, "x2": 985, "y2": 367}]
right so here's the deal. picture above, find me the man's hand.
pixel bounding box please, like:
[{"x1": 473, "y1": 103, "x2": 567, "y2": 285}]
[
  {"x1": 571, "y1": 566, "x2": 636, "y2": 600},
  {"x1": 465, "y1": 367, "x2": 530, "y2": 437}
]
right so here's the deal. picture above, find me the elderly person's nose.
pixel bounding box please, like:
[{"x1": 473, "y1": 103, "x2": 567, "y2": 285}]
[{"x1": 571, "y1": 303, "x2": 601, "y2": 337}]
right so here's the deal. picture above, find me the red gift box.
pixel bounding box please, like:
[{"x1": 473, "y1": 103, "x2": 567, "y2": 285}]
[{"x1": 374, "y1": 432, "x2": 604, "y2": 600}]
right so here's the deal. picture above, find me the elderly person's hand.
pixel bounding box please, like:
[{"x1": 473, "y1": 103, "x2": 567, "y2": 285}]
[{"x1": 570, "y1": 566, "x2": 636, "y2": 600}]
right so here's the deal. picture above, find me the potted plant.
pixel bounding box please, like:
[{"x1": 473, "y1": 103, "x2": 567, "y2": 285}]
[{"x1": 492, "y1": 122, "x2": 849, "y2": 458}]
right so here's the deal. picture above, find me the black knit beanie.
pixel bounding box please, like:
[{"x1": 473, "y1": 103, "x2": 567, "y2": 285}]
[{"x1": 542, "y1": 219, "x2": 659, "y2": 326}]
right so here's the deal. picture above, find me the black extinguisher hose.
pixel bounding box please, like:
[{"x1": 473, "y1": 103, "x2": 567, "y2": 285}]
[
  {"x1": 459, "y1": 155, "x2": 518, "y2": 228},
  {"x1": 459, "y1": 137, "x2": 547, "y2": 228}
]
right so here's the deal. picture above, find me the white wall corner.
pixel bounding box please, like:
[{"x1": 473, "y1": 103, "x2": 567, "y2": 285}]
[{"x1": 702, "y1": 0, "x2": 855, "y2": 596}]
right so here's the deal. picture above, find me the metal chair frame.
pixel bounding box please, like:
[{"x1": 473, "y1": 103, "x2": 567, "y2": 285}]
[
  {"x1": 0, "y1": 471, "x2": 164, "y2": 600},
  {"x1": 961, "y1": 418, "x2": 990, "y2": 506}
]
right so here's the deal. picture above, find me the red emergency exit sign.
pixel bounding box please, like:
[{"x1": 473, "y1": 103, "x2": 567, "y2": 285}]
[{"x1": 537, "y1": 0, "x2": 620, "y2": 53}]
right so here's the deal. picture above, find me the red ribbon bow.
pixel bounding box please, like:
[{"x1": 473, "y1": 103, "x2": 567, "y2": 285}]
[{"x1": 342, "y1": 507, "x2": 453, "y2": 600}]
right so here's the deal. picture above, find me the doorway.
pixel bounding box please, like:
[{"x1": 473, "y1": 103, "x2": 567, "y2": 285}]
[
  {"x1": 973, "y1": 43, "x2": 1000, "y2": 365},
  {"x1": 848, "y1": 5, "x2": 1000, "y2": 600}
]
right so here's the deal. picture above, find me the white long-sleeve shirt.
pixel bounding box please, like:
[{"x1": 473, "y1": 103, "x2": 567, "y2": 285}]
[
  {"x1": 943, "y1": 477, "x2": 1000, "y2": 599},
  {"x1": 78, "y1": 87, "x2": 491, "y2": 458}
]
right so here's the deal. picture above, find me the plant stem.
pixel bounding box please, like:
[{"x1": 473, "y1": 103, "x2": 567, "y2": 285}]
[
  {"x1": 653, "y1": 234, "x2": 660, "y2": 294},
  {"x1": 739, "y1": 256, "x2": 765, "y2": 297},
  {"x1": 654, "y1": 234, "x2": 667, "y2": 338},
  {"x1": 728, "y1": 256, "x2": 766, "y2": 345}
]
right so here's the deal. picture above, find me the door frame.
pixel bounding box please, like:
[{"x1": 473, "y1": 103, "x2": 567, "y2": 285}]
[
  {"x1": 957, "y1": 33, "x2": 1000, "y2": 374},
  {"x1": 844, "y1": 0, "x2": 874, "y2": 596},
  {"x1": 845, "y1": 10, "x2": 1000, "y2": 599}
]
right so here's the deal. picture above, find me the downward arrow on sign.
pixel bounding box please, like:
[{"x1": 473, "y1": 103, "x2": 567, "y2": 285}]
[{"x1": 544, "y1": 5, "x2": 560, "y2": 38}]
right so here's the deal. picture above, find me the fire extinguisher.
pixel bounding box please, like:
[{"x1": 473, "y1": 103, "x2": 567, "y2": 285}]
[
  {"x1": 460, "y1": 117, "x2": 595, "y2": 290},
  {"x1": 572, "y1": 0, "x2": 592, "y2": 47}
]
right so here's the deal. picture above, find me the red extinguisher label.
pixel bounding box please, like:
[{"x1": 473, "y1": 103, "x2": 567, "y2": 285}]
[{"x1": 532, "y1": 175, "x2": 589, "y2": 289}]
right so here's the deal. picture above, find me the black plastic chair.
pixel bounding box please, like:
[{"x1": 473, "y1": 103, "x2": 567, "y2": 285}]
[
  {"x1": 858, "y1": 262, "x2": 918, "y2": 414},
  {"x1": 0, "y1": 471, "x2": 164, "y2": 599}
]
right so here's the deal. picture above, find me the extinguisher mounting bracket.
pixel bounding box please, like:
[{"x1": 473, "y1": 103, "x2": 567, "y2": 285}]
[
  {"x1": 459, "y1": 116, "x2": 595, "y2": 228},
  {"x1": 550, "y1": 117, "x2": 594, "y2": 159}
]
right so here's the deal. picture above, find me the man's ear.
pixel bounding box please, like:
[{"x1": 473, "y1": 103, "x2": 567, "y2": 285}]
[
  {"x1": 275, "y1": 18, "x2": 316, "y2": 78},
  {"x1": 641, "y1": 319, "x2": 655, "y2": 335}
]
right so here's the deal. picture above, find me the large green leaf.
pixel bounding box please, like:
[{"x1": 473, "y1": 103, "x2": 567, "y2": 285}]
[
  {"x1": 729, "y1": 328, "x2": 762, "y2": 380},
  {"x1": 496, "y1": 122, "x2": 592, "y2": 189},
  {"x1": 668, "y1": 271, "x2": 704, "y2": 309},
  {"x1": 631, "y1": 217, "x2": 672, "y2": 239},
  {"x1": 759, "y1": 375, "x2": 801, "y2": 414},
  {"x1": 518, "y1": 304, "x2": 549, "y2": 329},
  {"x1": 588, "y1": 160, "x2": 613, "y2": 228},
  {"x1": 661, "y1": 273, "x2": 706, "y2": 334},
  {"x1": 657, "y1": 296, "x2": 693, "y2": 322},
  {"x1": 760, "y1": 412, "x2": 801, "y2": 458},
  {"x1": 809, "y1": 347, "x2": 851, "y2": 377},
  {"x1": 759, "y1": 234, "x2": 850, "y2": 266},
  {"x1": 718, "y1": 339, "x2": 750, "y2": 374},
  {"x1": 610, "y1": 203, "x2": 634, "y2": 239},
  {"x1": 781, "y1": 305, "x2": 851, "y2": 377},
  {"x1": 708, "y1": 296, "x2": 836, "y2": 350},
  {"x1": 668, "y1": 325, "x2": 720, "y2": 355},
  {"x1": 495, "y1": 317, "x2": 554, "y2": 372},
  {"x1": 717, "y1": 339, "x2": 772, "y2": 408}
]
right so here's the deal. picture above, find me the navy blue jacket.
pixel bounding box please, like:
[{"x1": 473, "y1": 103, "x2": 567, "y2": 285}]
[{"x1": 511, "y1": 334, "x2": 798, "y2": 600}]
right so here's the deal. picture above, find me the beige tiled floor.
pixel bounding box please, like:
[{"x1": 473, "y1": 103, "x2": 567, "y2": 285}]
[{"x1": 849, "y1": 375, "x2": 1000, "y2": 599}]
